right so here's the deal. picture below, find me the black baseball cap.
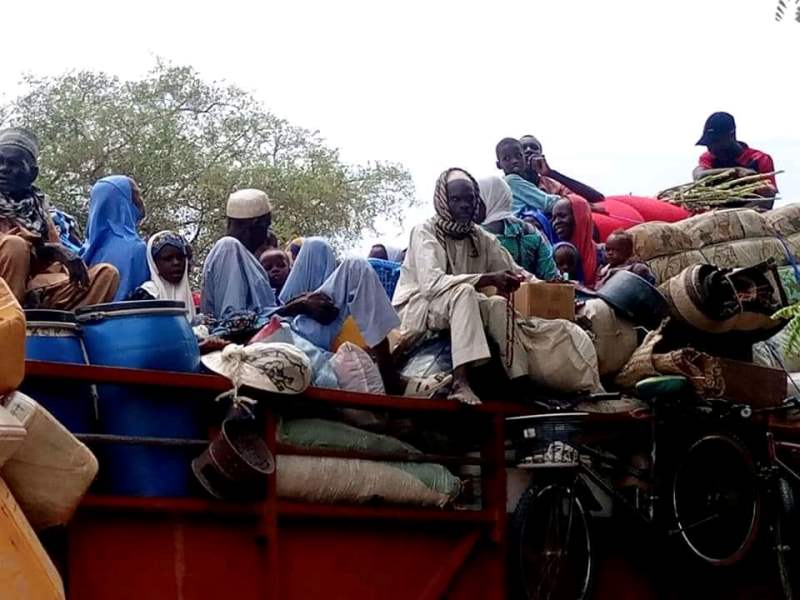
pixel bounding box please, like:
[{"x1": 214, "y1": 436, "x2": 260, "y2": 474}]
[{"x1": 696, "y1": 112, "x2": 736, "y2": 146}]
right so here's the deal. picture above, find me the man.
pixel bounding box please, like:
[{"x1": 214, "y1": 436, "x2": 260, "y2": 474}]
[
  {"x1": 519, "y1": 134, "x2": 605, "y2": 204},
  {"x1": 693, "y1": 112, "x2": 778, "y2": 201},
  {"x1": 394, "y1": 168, "x2": 602, "y2": 405},
  {"x1": 201, "y1": 188, "x2": 402, "y2": 391},
  {"x1": 0, "y1": 128, "x2": 118, "y2": 307}
]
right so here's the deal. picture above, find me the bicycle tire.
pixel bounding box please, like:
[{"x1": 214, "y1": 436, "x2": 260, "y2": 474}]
[
  {"x1": 671, "y1": 432, "x2": 761, "y2": 567},
  {"x1": 509, "y1": 480, "x2": 594, "y2": 600},
  {"x1": 774, "y1": 477, "x2": 797, "y2": 600}
]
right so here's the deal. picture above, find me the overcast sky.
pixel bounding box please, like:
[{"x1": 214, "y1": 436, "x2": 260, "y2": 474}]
[{"x1": 2, "y1": 0, "x2": 799, "y2": 251}]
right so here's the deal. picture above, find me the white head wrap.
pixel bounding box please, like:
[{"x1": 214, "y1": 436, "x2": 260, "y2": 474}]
[{"x1": 478, "y1": 177, "x2": 515, "y2": 226}]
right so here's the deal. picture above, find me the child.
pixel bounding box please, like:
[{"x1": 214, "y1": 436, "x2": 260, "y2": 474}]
[
  {"x1": 259, "y1": 248, "x2": 291, "y2": 296},
  {"x1": 128, "y1": 230, "x2": 195, "y2": 320},
  {"x1": 553, "y1": 242, "x2": 585, "y2": 284},
  {"x1": 598, "y1": 229, "x2": 655, "y2": 286}
]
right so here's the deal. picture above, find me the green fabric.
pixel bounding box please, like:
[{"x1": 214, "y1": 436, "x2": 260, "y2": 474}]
[
  {"x1": 278, "y1": 418, "x2": 461, "y2": 499},
  {"x1": 494, "y1": 220, "x2": 559, "y2": 280},
  {"x1": 779, "y1": 266, "x2": 800, "y2": 305}
]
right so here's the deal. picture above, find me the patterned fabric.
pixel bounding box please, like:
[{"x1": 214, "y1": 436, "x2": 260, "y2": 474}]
[
  {"x1": 0, "y1": 187, "x2": 50, "y2": 239},
  {"x1": 49, "y1": 207, "x2": 82, "y2": 252},
  {"x1": 150, "y1": 230, "x2": 188, "y2": 258},
  {"x1": 432, "y1": 168, "x2": 484, "y2": 256},
  {"x1": 201, "y1": 341, "x2": 312, "y2": 395}
]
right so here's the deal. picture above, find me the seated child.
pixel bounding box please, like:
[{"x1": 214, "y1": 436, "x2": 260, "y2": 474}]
[
  {"x1": 553, "y1": 242, "x2": 585, "y2": 284},
  {"x1": 259, "y1": 248, "x2": 291, "y2": 296},
  {"x1": 597, "y1": 229, "x2": 655, "y2": 287}
]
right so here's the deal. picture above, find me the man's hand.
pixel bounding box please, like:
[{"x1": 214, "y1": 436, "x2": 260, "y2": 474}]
[
  {"x1": 299, "y1": 292, "x2": 339, "y2": 325},
  {"x1": 732, "y1": 167, "x2": 757, "y2": 180},
  {"x1": 38, "y1": 244, "x2": 90, "y2": 288},
  {"x1": 529, "y1": 155, "x2": 550, "y2": 177},
  {"x1": 479, "y1": 271, "x2": 523, "y2": 296}
]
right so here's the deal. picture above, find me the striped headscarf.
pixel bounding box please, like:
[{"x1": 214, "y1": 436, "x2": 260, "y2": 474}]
[{"x1": 433, "y1": 168, "x2": 485, "y2": 257}]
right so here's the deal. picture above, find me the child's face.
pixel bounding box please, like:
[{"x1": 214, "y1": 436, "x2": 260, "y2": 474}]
[
  {"x1": 260, "y1": 249, "x2": 291, "y2": 291},
  {"x1": 496, "y1": 142, "x2": 526, "y2": 177},
  {"x1": 155, "y1": 245, "x2": 187, "y2": 285},
  {"x1": 555, "y1": 247, "x2": 578, "y2": 277},
  {"x1": 605, "y1": 235, "x2": 633, "y2": 268}
]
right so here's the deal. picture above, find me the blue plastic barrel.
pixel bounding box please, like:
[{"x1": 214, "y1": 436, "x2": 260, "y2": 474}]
[
  {"x1": 76, "y1": 301, "x2": 204, "y2": 497},
  {"x1": 22, "y1": 310, "x2": 96, "y2": 433}
]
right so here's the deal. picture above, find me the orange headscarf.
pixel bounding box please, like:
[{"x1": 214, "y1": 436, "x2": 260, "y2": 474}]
[{"x1": 565, "y1": 195, "x2": 598, "y2": 288}]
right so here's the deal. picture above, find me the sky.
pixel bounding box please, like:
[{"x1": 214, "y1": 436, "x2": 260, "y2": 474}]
[{"x1": 2, "y1": 0, "x2": 799, "y2": 252}]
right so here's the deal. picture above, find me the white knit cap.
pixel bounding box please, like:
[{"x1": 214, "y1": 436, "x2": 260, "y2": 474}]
[{"x1": 226, "y1": 189, "x2": 272, "y2": 219}]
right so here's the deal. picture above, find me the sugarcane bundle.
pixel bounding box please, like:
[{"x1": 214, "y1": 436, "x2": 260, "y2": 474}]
[{"x1": 657, "y1": 169, "x2": 782, "y2": 209}]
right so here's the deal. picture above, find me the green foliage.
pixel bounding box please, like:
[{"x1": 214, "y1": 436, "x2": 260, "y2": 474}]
[
  {"x1": 774, "y1": 303, "x2": 800, "y2": 357},
  {"x1": 1, "y1": 60, "x2": 416, "y2": 266}
]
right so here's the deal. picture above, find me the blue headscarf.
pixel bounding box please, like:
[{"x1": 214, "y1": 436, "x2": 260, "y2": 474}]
[
  {"x1": 80, "y1": 176, "x2": 149, "y2": 301},
  {"x1": 553, "y1": 242, "x2": 585, "y2": 284},
  {"x1": 279, "y1": 237, "x2": 337, "y2": 304},
  {"x1": 517, "y1": 207, "x2": 558, "y2": 245}
]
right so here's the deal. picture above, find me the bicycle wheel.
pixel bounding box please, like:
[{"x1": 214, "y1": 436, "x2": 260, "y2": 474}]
[
  {"x1": 773, "y1": 477, "x2": 797, "y2": 600},
  {"x1": 672, "y1": 433, "x2": 761, "y2": 566},
  {"x1": 510, "y1": 481, "x2": 593, "y2": 600}
]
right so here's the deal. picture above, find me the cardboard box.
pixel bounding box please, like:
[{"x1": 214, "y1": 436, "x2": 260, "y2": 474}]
[{"x1": 514, "y1": 281, "x2": 575, "y2": 321}]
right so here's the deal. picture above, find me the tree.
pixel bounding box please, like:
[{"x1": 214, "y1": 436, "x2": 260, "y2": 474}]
[{"x1": 0, "y1": 60, "x2": 416, "y2": 266}]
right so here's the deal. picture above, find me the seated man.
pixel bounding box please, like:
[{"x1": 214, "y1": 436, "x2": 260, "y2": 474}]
[
  {"x1": 519, "y1": 134, "x2": 605, "y2": 204},
  {"x1": 693, "y1": 112, "x2": 777, "y2": 206},
  {"x1": 201, "y1": 189, "x2": 402, "y2": 391},
  {"x1": 0, "y1": 128, "x2": 119, "y2": 308},
  {"x1": 394, "y1": 168, "x2": 602, "y2": 405}
]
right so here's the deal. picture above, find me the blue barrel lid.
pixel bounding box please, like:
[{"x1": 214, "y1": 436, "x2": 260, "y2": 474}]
[
  {"x1": 75, "y1": 300, "x2": 188, "y2": 321},
  {"x1": 24, "y1": 309, "x2": 78, "y2": 324}
]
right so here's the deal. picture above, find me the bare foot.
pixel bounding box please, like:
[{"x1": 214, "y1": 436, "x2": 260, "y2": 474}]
[{"x1": 449, "y1": 372, "x2": 481, "y2": 405}]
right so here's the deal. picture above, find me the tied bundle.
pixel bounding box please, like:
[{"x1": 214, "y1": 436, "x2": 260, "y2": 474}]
[{"x1": 657, "y1": 169, "x2": 782, "y2": 209}]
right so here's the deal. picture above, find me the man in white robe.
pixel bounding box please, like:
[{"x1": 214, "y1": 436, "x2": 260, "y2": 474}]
[{"x1": 393, "y1": 168, "x2": 602, "y2": 404}]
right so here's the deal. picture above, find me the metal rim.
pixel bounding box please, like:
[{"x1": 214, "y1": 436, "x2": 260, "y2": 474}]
[
  {"x1": 672, "y1": 433, "x2": 760, "y2": 566},
  {"x1": 518, "y1": 483, "x2": 593, "y2": 600}
]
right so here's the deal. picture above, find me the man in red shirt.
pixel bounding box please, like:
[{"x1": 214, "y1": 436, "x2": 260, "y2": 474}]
[{"x1": 693, "y1": 112, "x2": 778, "y2": 204}]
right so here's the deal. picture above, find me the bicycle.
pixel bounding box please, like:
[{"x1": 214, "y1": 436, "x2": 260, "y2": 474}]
[{"x1": 506, "y1": 376, "x2": 765, "y2": 600}]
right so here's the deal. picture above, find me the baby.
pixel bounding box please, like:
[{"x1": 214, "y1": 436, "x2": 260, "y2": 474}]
[{"x1": 598, "y1": 230, "x2": 654, "y2": 286}]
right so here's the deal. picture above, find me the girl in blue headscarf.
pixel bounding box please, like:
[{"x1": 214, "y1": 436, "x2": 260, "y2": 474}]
[
  {"x1": 553, "y1": 242, "x2": 585, "y2": 284},
  {"x1": 81, "y1": 176, "x2": 149, "y2": 301}
]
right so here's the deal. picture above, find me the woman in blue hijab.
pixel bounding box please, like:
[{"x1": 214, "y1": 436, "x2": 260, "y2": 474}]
[
  {"x1": 278, "y1": 237, "x2": 337, "y2": 304},
  {"x1": 81, "y1": 176, "x2": 149, "y2": 301}
]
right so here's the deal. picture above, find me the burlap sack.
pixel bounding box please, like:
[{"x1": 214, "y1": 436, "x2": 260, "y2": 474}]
[
  {"x1": 577, "y1": 299, "x2": 638, "y2": 377},
  {"x1": 676, "y1": 209, "x2": 773, "y2": 247},
  {"x1": 647, "y1": 250, "x2": 705, "y2": 285},
  {"x1": 614, "y1": 328, "x2": 662, "y2": 390},
  {"x1": 276, "y1": 456, "x2": 452, "y2": 508},
  {"x1": 629, "y1": 222, "x2": 697, "y2": 261},
  {"x1": 765, "y1": 203, "x2": 800, "y2": 237},
  {"x1": 520, "y1": 317, "x2": 604, "y2": 393},
  {"x1": 1, "y1": 392, "x2": 98, "y2": 531},
  {"x1": 700, "y1": 237, "x2": 788, "y2": 270}
]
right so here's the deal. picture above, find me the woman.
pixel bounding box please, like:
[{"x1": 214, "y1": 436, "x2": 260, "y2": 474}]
[
  {"x1": 81, "y1": 176, "x2": 148, "y2": 301},
  {"x1": 279, "y1": 237, "x2": 337, "y2": 304},
  {"x1": 552, "y1": 196, "x2": 603, "y2": 289},
  {"x1": 129, "y1": 231, "x2": 195, "y2": 320},
  {"x1": 479, "y1": 176, "x2": 558, "y2": 281}
]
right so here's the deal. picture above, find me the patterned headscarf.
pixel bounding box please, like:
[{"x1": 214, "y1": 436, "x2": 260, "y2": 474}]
[
  {"x1": 150, "y1": 230, "x2": 188, "y2": 259},
  {"x1": 433, "y1": 168, "x2": 485, "y2": 256},
  {"x1": 0, "y1": 187, "x2": 50, "y2": 239}
]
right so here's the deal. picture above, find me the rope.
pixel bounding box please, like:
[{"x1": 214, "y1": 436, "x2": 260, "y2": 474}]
[{"x1": 505, "y1": 293, "x2": 516, "y2": 369}]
